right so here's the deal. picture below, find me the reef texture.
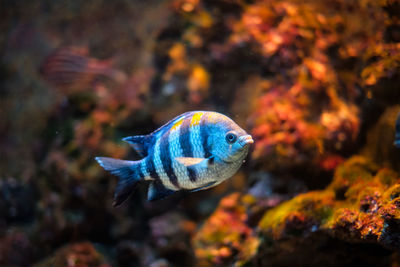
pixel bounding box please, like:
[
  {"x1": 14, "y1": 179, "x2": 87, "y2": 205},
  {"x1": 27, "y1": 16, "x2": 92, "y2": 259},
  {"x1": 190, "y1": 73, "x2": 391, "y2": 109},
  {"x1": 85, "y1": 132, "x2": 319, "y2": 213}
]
[
  {"x1": 193, "y1": 193, "x2": 260, "y2": 266},
  {"x1": 259, "y1": 156, "x2": 400, "y2": 246},
  {"x1": 150, "y1": 0, "x2": 400, "y2": 176},
  {"x1": 193, "y1": 156, "x2": 400, "y2": 266},
  {"x1": 255, "y1": 156, "x2": 400, "y2": 266}
]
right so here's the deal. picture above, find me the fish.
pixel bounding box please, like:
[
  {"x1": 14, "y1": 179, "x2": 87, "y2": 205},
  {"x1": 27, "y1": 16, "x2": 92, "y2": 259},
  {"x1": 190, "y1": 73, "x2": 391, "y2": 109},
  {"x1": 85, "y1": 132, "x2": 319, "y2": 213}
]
[
  {"x1": 395, "y1": 112, "x2": 400, "y2": 148},
  {"x1": 95, "y1": 111, "x2": 254, "y2": 206},
  {"x1": 40, "y1": 46, "x2": 126, "y2": 90}
]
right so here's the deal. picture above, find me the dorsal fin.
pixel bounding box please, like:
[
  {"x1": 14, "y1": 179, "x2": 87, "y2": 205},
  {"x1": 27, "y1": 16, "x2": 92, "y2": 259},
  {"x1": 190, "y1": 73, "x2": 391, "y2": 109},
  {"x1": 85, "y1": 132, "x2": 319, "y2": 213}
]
[
  {"x1": 122, "y1": 135, "x2": 154, "y2": 157},
  {"x1": 151, "y1": 111, "x2": 196, "y2": 136},
  {"x1": 122, "y1": 111, "x2": 199, "y2": 156}
]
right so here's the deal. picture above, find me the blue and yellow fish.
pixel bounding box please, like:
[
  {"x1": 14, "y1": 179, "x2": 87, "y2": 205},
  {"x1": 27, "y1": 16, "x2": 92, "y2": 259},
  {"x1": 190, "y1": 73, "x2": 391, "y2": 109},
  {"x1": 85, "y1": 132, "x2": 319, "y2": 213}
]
[{"x1": 96, "y1": 111, "x2": 254, "y2": 206}]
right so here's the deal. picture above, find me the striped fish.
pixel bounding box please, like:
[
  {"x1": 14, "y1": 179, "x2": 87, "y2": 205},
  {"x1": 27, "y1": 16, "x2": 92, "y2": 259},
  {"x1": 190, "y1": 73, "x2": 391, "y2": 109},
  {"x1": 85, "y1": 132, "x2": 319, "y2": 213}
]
[
  {"x1": 40, "y1": 46, "x2": 126, "y2": 90},
  {"x1": 96, "y1": 111, "x2": 254, "y2": 206}
]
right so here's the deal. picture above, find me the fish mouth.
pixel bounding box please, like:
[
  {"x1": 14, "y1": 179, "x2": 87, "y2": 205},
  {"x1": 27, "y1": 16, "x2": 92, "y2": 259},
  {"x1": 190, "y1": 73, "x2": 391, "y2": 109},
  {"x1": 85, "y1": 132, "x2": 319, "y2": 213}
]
[{"x1": 238, "y1": 134, "x2": 254, "y2": 147}]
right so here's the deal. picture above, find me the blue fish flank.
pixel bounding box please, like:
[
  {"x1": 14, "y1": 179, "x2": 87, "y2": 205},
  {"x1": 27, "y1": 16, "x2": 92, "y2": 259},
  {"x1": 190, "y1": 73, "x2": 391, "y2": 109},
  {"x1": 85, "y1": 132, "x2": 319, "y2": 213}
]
[{"x1": 95, "y1": 111, "x2": 254, "y2": 206}]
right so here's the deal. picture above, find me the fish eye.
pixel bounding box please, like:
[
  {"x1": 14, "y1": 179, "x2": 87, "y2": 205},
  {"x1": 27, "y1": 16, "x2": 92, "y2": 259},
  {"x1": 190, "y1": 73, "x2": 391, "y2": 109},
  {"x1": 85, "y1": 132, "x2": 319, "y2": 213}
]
[{"x1": 225, "y1": 132, "x2": 237, "y2": 144}]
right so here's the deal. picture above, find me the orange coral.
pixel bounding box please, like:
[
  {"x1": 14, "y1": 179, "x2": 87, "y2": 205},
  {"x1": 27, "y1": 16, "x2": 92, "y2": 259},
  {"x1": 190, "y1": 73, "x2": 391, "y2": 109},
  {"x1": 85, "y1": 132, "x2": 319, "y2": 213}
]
[{"x1": 193, "y1": 193, "x2": 260, "y2": 266}]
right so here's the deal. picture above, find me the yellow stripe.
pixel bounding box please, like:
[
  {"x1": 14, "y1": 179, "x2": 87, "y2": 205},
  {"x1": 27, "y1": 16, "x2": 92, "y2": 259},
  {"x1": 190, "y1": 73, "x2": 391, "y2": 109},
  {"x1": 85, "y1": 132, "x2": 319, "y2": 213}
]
[
  {"x1": 170, "y1": 118, "x2": 183, "y2": 131},
  {"x1": 190, "y1": 112, "x2": 203, "y2": 127}
]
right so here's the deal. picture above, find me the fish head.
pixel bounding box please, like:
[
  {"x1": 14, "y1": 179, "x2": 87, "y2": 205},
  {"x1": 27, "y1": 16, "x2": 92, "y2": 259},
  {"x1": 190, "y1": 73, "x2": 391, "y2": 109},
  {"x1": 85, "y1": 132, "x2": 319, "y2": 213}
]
[{"x1": 208, "y1": 115, "x2": 254, "y2": 163}]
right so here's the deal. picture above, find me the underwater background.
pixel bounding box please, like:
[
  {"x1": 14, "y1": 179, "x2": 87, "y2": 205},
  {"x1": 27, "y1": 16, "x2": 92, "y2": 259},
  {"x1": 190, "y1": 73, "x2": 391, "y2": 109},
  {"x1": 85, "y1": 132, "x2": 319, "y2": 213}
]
[{"x1": 1, "y1": 0, "x2": 400, "y2": 266}]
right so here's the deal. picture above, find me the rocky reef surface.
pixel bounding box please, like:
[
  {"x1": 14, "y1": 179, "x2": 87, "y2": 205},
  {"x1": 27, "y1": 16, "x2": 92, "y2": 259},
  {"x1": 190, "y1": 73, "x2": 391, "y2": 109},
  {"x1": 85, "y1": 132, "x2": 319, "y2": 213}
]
[{"x1": 1, "y1": 0, "x2": 400, "y2": 266}]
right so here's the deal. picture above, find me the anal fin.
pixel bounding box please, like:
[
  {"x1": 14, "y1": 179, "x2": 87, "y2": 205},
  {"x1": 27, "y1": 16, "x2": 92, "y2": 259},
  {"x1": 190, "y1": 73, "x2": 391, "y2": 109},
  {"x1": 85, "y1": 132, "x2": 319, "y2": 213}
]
[{"x1": 147, "y1": 180, "x2": 176, "y2": 201}]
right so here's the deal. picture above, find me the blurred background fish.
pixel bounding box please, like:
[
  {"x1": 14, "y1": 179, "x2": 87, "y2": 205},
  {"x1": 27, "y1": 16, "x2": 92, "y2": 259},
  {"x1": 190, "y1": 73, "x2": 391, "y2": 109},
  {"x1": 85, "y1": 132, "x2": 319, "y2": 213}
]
[{"x1": 39, "y1": 46, "x2": 127, "y2": 91}]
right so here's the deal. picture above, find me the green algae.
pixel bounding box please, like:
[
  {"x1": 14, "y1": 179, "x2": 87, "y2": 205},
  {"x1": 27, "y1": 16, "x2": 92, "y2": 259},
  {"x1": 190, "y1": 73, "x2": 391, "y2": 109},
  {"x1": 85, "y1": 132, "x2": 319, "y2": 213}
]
[{"x1": 259, "y1": 155, "x2": 400, "y2": 249}]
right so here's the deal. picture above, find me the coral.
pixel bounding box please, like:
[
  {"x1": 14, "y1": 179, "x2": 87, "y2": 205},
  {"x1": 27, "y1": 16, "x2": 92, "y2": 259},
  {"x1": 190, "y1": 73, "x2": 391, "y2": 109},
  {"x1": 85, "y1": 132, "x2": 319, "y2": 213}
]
[
  {"x1": 232, "y1": 0, "x2": 383, "y2": 172},
  {"x1": 259, "y1": 156, "x2": 400, "y2": 250},
  {"x1": 193, "y1": 193, "x2": 260, "y2": 266},
  {"x1": 35, "y1": 242, "x2": 109, "y2": 267},
  {"x1": 150, "y1": 0, "x2": 399, "y2": 175}
]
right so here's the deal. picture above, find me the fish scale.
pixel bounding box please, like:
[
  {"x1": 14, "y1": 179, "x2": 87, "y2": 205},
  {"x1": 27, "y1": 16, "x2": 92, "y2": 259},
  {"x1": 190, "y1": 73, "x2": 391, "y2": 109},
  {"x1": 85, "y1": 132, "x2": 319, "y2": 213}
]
[
  {"x1": 190, "y1": 114, "x2": 205, "y2": 159},
  {"x1": 95, "y1": 111, "x2": 253, "y2": 205},
  {"x1": 169, "y1": 121, "x2": 192, "y2": 189},
  {"x1": 179, "y1": 116, "x2": 197, "y2": 183},
  {"x1": 153, "y1": 137, "x2": 176, "y2": 190}
]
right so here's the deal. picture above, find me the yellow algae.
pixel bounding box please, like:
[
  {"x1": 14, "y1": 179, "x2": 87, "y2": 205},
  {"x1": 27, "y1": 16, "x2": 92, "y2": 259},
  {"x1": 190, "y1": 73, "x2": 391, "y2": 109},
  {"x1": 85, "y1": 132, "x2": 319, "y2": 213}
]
[{"x1": 258, "y1": 156, "x2": 400, "y2": 247}]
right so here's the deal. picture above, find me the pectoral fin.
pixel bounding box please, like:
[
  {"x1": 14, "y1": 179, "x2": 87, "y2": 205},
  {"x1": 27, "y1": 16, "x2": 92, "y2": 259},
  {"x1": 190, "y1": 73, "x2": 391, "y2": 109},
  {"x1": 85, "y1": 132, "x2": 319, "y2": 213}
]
[
  {"x1": 175, "y1": 157, "x2": 205, "y2": 166},
  {"x1": 176, "y1": 156, "x2": 214, "y2": 167}
]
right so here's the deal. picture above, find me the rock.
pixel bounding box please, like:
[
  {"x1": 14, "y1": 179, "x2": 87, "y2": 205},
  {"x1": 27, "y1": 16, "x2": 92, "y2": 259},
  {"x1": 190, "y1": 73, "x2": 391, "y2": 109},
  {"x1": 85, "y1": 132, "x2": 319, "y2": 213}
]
[
  {"x1": 257, "y1": 156, "x2": 400, "y2": 265},
  {"x1": 0, "y1": 229, "x2": 33, "y2": 266},
  {"x1": 149, "y1": 212, "x2": 196, "y2": 266},
  {"x1": 34, "y1": 241, "x2": 109, "y2": 267}
]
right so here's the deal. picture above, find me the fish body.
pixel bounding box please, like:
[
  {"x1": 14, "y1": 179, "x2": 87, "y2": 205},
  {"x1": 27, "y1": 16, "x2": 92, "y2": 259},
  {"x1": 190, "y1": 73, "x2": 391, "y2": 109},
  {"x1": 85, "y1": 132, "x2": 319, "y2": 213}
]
[
  {"x1": 40, "y1": 46, "x2": 126, "y2": 90},
  {"x1": 96, "y1": 111, "x2": 253, "y2": 206}
]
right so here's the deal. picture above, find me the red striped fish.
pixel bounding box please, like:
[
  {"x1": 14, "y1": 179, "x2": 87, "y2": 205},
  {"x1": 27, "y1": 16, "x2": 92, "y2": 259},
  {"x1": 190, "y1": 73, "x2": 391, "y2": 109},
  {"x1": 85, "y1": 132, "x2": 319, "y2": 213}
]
[{"x1": 96, "y1": 111, "x2": 254, "y2": 206}]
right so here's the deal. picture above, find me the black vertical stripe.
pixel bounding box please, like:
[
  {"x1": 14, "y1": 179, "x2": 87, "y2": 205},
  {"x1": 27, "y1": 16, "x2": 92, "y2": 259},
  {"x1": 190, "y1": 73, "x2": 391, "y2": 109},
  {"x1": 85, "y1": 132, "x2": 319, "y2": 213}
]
[
  {"x1": 146, "y1": 152, "x2": 159, "y2": 180},
  {"x1": 160, "y1": 132, "x2": 180, "y2": 189},
  {"x1": 187, "y1": 168, "x2": 197, "y2": 183},
  {"x1": 200, "y1": 115, "x2": 212, "y2": 158},
  {"x1": 180, "y1": 117, "x2": 193, "y2": 157},
  {"x1": 179, "y1": 116, "x2": 197, "y2": 182}
]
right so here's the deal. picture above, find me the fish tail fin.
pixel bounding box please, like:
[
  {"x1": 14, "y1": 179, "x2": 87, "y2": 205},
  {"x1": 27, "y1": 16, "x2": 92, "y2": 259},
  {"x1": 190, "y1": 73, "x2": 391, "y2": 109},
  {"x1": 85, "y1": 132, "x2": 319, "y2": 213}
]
[
  {"x1": 395, "y1": 112, "x2": 400, "y2": 148},
  {"x1": 95, "y1": 157, "x2": 142, "y2": 206},
  {"x1": 122, "y1": 135, "x2": 154, "y2": 157}
]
